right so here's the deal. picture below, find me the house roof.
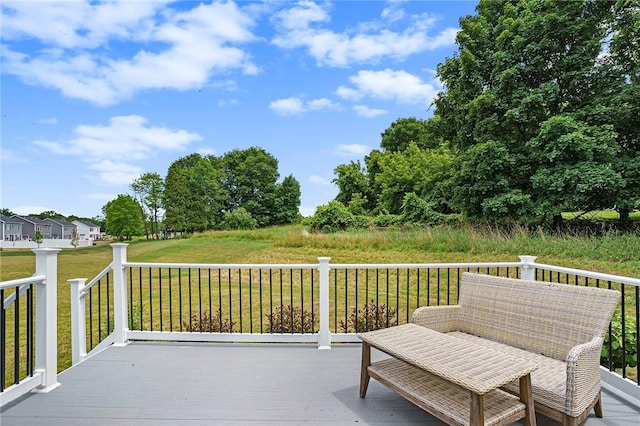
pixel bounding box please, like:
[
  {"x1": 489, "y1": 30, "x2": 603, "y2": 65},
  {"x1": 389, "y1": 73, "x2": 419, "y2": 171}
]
[
  {"x1": 73, "y1": 220, "x2": 100, "y2": 228},
  {"x1": 0, "y1": 214, "x2": 22, "y2": 223},
  {"x1": 44, "y1": 218, "x2": 76, "y2": 227},
  {"x1": 13, "y1": 215, "x2": 50, "y2": 225}
]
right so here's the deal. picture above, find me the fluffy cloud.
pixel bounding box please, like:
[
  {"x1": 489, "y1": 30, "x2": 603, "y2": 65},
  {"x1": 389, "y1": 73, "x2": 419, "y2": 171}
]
[
  {"x1": 270, "y1": 96, "x2": 340, "y2": 115},
  {"x1": 353, "y1": 105, "x2": 387, "y2": 118},
  {"x1": 34, "y1": 115, "x2": 202, "y2": 186},
  {"x1": 334, "y1": 144, "x2": 372, "y2": 156},
  {"x1": 1, "y1": 1, "x2": 259, "y2": 105},
  {"x1": 337, "y1": 69, "x2": 440, "y2": 105},
  {"x1": 272, "y1": 1, "x2": 458, "y2": 67}
]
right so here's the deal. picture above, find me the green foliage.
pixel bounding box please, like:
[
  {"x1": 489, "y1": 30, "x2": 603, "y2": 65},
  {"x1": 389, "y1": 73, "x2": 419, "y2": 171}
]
[
  {"x1": 602, "y1": 313, "x2": 638, "y2": 370},
  {"x1": 102, "y1": 194, "x2": 145, "y2": 240},
  {"x1": 130, "y1": 172, "x2": 165, "y2": 239},
  {"x1": 308, "y1": 201, "x2": 360, "y2": 233},
  {"x1": 183, "y1": 310, "x2": 236, "y2": 332},
  {"x1": 372, "y1": 214, "x2": 403, "y2": 228},
  {"x1": 339, "y1": 301, "x2": 397, "y2": 332},
  {"x1": 433, "y1": 0, "x2": 639, "y2": 224},
  {"x1": 220, "y1": 208, "x2": 257, "y2": 230},
  {"x1": 402, "y1": 193, "x2": 448, "y2": 225},
  {"x1": 33, "y1": 230, "x2": 43, "y2": 246},
  {"x1": 265, "y1": 305, "x2": 317, "y2": 333},
  {"x1": 163, "y1": 148, "x2": 300, "y2": 233}
]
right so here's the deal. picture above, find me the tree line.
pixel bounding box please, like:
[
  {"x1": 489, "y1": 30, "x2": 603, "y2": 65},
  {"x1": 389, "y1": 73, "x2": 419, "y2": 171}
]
[
  {"x1": 104, "y1": 147, "x2": 301, "y2": 240},
  {"x1": 324, "y1": 0, "x2": 639, "y2": 232}
]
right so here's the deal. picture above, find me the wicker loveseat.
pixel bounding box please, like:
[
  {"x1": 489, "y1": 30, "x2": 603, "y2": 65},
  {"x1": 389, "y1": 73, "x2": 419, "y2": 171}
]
[{"x1": 411, "y1": 273, "x2": 620, "y2": 426}]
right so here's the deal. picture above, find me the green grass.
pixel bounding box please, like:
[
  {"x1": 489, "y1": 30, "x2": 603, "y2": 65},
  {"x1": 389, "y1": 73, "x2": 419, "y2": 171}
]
[{"x1": 2, "y1": 224, "x2": 639, "y2": 378}]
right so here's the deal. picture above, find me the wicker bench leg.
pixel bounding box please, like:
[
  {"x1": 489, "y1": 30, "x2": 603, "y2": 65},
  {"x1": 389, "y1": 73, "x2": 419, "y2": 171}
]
[
  {"x1": 360, "y1": 342, "x2": 371, "y2": 398},
  {"x1": 594, "y1": 391, "x2": 603, "y2": 417}
]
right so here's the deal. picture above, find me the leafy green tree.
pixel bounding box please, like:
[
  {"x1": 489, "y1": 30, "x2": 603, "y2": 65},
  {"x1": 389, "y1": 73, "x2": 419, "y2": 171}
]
[
  {"x1": 131, "y1": 172, "x2": 165, "y2": 239},
  {"x1": 308, "y1": 201, "x2": 359, "y2": 233},
  {"x1": 380, "y1": 117, "x2": 441, "y2": 152},
  {"x1": 0, "y1": 208, "x2": 15, "y2": 216},
  {"x1": 374, "y1": 143, "x2": 454, "y2": 215},
  {"x1": 164, "y1": 154, "x2": 228, "y2": 233},
  {"x1": 102, "y1": 194, "x2": 144, "y2": 241},
  {"x1": 273, "y1": 175, "x2": 301, "y2": 225},
  {"x1": 434, "y1": 0, "x2": 630, "y2": 224},
  {"x1": 33, "y1": 230, "x2": 43, "y2": 247},
  {"x1": 222, "y1": 147, "x2": 280, "y2": 227},
  {"x1": 333, "y1": 161, "x2": 373, "y2": 212}
]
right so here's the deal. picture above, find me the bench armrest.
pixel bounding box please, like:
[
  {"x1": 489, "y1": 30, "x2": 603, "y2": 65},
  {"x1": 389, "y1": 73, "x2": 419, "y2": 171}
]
[
  {"x1": 564, "y1": 335, "x2": 605, "y2": 417},
  {"x1": 411, "y1": 305, "x2": 461, "y2": 332}
]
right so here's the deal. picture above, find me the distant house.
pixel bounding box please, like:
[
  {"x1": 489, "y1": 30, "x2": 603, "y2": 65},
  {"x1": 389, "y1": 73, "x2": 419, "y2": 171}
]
[
  {"x1": 0, "y1": 214, "x2": 23, "y2": 241},
  {"x1": 44, "y1": 218, "x2": 77, "y2": 239},
  {"x1": 12, "y1": 216, "x2": 53, "y2": 240},
  {"x1": 72, "y1": 220, "x2": 102, "y2": 241}
]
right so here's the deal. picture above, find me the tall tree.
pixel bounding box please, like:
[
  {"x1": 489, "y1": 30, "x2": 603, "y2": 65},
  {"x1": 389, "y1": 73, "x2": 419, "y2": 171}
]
[
  {"x1": 434, "y1": 0, "x2": 630, "y2": 225},
  {"x1": 102, "y1": 194, "x2": 144, "y2": 240},
  {"x1": 131, "y1": 172, "x2": 165, "y2": 239},
  {"x1": 273, "y1": 175, "x2": 301, "y2": 225},
  {"x1": 222, "y1": 147, "x2": 280, "y2": 227},
  {"x1": 163, "y1": 153, "x2": 228, "y2": 233}
]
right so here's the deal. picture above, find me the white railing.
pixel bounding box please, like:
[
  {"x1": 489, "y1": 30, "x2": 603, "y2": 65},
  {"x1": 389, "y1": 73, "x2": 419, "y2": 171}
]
[
  {"x1": 0, "y1": 249, "x2": 60, "y2": 407},
  {"x1": 69, "y1": 243, "x2": 639, "y2": 401}
]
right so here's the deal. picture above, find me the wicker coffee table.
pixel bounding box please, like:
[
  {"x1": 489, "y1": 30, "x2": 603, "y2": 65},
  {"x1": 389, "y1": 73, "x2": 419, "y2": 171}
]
[{"x1": 359, "y1": 324, "x2": 537, "y2": 426}]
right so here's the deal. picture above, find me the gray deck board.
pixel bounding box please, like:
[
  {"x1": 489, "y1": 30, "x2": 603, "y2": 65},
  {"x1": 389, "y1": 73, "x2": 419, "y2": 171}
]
[{"x1": 1, "y1": 342, "x2": 639, "y2": 425}]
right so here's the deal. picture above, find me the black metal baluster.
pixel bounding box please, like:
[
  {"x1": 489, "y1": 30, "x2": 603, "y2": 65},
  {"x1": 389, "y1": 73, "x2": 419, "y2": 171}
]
[
  {"x1": 159, "y1": 268, "x2": 163, "y2": 331},
  {"x1": 139, "y1": 268, "x2": 143, "y2": 331},
  {"x1": 238, "y1": 269, "x2": 243, "y2": 333},
  {"x1": 148, "y1": 268, "x2": 152, "y2": 331},
  {"x1": 168, "y1": 269, "x2": 173, "y2": 332},
  {"x1": 178, "y1": 268, "x2": 183, "y2": 332},
  {"x1": 129, "y1": 268, "x2": 134, "y2": 329},
  {"x1": 26, "y1": 285, "x2": 33, "y2": 377},
  {"x1": 259, "y1": 269, "x2": 263, "y2": 334},
  {"x1": 188, "y1": 269, "x2": 193, "y2": 331},
  {"x1": 289, "y1": 270, "x2": 294, "y2": 333},
  {"x1": 208, "y1": 269, "x2": 212, "y2": 332},
  {"x1": 249, "y1": 270, "x2": 253, "y2": 334},
  {"x1": 300, "y1": 269, "x2": 304, "y2": 333}
]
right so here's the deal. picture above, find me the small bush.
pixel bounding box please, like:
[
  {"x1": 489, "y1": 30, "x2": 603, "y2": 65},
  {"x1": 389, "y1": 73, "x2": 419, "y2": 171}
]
[
  {"x1": 308, "y1": 201, "x2": 357, "y2": 233},
  {"x1": 220, "y1": 207, "x2": 257, "y2": 230},
  {"x1": 602, "y1": 313, "x2": 638, "y2": 369},
  {"x1": 183, "y1": 310, "x2": 235, "y2": 332},
  {"x1": 265, "y1": 304, "x2": 317, "y2": 333},
  {"x1": 340, "y1": 300, "x2": 397, "y2": 332}
]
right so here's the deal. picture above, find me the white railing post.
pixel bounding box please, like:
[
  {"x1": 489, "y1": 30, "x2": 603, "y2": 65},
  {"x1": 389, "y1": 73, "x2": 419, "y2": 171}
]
[
  {"x1": 68, "y1": 278, "x2": 87, "y2": 365},
  {"x1": 519, "y1": 255, "x2": 538, "y2": 281},
  {"x1": 32, "y1": 248, "x2": 61, "y2": 392},
  {"x1": 111, "y1": 243, "x2": 129, "y2": 346},
  {"x1": 318, "y1": 257, "x2": 331, "y2": 349}
]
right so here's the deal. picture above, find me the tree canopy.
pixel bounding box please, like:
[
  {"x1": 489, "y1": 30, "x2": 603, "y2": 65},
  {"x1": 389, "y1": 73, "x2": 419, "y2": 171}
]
[
  {"x1": 102, "y1": 194, "x2": 144, "y2": 240},
  {"x1": 326, "y1": 0, "x2": 640, "y2": 230}
]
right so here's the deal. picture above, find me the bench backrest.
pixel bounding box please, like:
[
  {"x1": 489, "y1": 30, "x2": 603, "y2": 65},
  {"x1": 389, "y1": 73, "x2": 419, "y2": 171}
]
[{"x1": 458, "y1": 273, "x2": 620, "y2": 360}]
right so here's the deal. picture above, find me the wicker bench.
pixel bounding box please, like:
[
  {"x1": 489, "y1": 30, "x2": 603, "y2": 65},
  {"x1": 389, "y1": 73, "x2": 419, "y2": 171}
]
[{"x1": 409, "y1": 273, "x2": 620, "y2": 426}]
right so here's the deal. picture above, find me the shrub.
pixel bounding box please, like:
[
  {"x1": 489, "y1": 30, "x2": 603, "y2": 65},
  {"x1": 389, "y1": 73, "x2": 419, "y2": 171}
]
[
  {"x1": 602, "y1": 313, "x2": 638, "y2": 369},
  {"x1": 183, "y1": 310, "x2": 235, "y2": 332},
  {"x1": 340, "y1": 300, "x2": 397, "y2": 332},
  {"x1": 265, "y1": 304, "x2": 317, "y2": 333},
  {"x1": 220, "y1": 207, "x2": 257, "y2": 230},
  {"x1": 402, "y1": 192, "x2": 447, "y2": 225},
  {"x1": 308, "y1": 201, "x2": 359, "y2": 233}
]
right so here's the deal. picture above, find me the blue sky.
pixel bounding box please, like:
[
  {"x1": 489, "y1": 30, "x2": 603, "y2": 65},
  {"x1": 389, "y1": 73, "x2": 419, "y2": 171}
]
[{"x1": 1, "y1": 0, "x2": 477, "y2": 219}]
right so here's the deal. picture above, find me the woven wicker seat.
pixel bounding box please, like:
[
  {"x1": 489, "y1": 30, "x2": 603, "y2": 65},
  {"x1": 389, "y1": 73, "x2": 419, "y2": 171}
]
[{"x1": 412, "y1": 273, "x2": 620, "y2": 426}]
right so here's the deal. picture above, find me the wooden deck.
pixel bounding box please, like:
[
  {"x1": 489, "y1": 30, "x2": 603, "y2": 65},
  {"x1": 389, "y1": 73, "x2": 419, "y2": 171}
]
[{"x1": 2, "y1": 342, "x2": 639, "y2": 425}]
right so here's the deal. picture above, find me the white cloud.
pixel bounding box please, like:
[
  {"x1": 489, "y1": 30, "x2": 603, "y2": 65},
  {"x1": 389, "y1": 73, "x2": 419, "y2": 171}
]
[
  {"x1": 334, "y1": 144, "x2": 372, "y2": 156},
  {"x1": 33, "y1": 115, "x2": 201, "y2": 186},
  {"x1": 1, "y1": 1, "x2": 259, "y2": 105},
  {"x1": 353, "y1": 105, "x2": 387, "y2": 118},
  {"x1": 337, "y1": 69, "x2": 440, "y2": 105},
  {"x1": 270, "y1": 96, "x2": 340, "y2": 115},
  {"x1": 272, "y1": 2, "x2": 458, "y2": 67},
  {"x1": 309, "y1": 175, "x2": 332, "y2": 185}
]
